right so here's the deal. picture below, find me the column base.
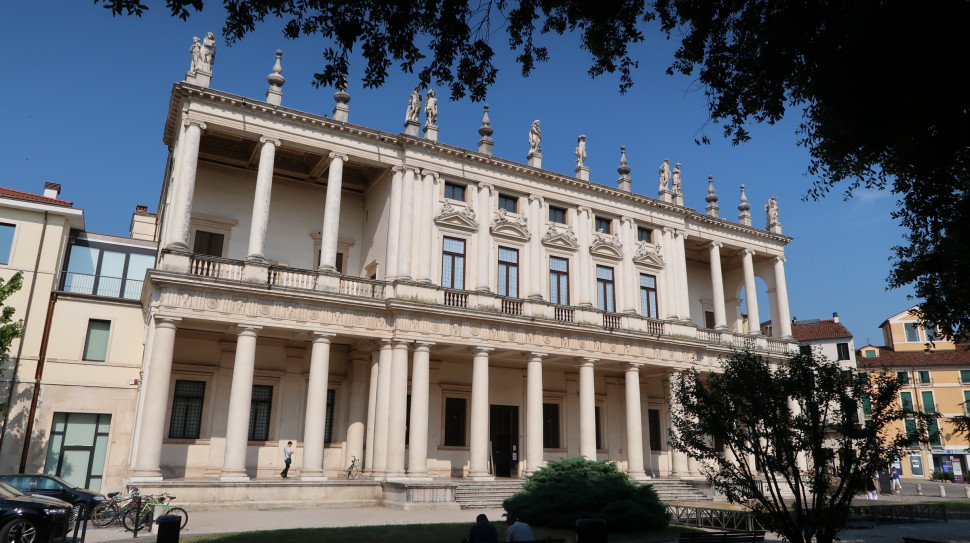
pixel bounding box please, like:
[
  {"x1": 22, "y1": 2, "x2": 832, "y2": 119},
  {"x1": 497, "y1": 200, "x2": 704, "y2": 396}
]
[
  {"x1": 243, "y1": 261, "x2": 269, "y2": 283},
  {"x1": 315, "y1": 272, "x2": 340, "y2": 293},
  {"x1": 467, "y1": 473, "x2": 493, "y2": 481},
  {"x1": 159, "y1": 250, "x2": 190, "y2": 273},
  {"x1": 628, "y1": 472, "x2": 651, "y2": 481}
]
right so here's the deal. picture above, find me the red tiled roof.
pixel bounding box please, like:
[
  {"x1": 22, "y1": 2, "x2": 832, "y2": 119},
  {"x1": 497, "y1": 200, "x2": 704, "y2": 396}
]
[
  {"x1": 857, "y1": 346, "x2": 970, "y2": 369},
  {"x1": 792, "y1": 319, "x2": 853, "y2": 341},
  {"x1": 0, "y1": 187, "x2": 73, "y2": 207}
]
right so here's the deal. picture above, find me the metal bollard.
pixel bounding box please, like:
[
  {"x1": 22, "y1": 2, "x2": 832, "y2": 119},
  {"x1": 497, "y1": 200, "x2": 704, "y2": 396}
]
[
  {"x1": 155, "y1": 515, "x2": 181, "y2": 543},
  {"x1": 916, "y1": 484, "x2": 923, "y2": 496},
  {"x1": 939, "y1": 485, "x2": 946, "y2": 498}
]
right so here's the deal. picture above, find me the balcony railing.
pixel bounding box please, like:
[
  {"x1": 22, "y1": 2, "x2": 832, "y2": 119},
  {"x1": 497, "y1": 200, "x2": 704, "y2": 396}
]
[
  {"x1": 500, "y1": 298, "x2": 522, "y2": 316},
  {"x1": 603, "y1": 312, "x2": 621, "y2": 329},
  {"x1": 60, "y1": 272, "x2": 143, "y2": 300},
  {"x1": 554, "y1": 306, "x2": 574, "y2": 323},
  {"x1": 697, "y1": 329, "x2": 722, "y2": 344},
  {"x1": 339, "y1": 276, "x2": 386, "y2": 299},
  {"x1": 444, "y1": 289, "x2": 469, "y2": 308},
  {"x1": 189, "y1": 254, "x2": 243, "y2": 280},
  {"x1": 269, "y1": 266, "x2": 317, "y2": 289}
]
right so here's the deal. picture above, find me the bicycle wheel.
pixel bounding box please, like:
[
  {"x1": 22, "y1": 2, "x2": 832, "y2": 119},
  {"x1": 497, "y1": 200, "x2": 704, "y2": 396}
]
[
  {"x1": 168, "y1": 507, "x2": 189, "y2": 530},
  {"x1": 91, "y1": 502, "x2": 118, "y2": 527},
  {"x1": 122, "y1": 508, "x2": 151, "y2": 532}
]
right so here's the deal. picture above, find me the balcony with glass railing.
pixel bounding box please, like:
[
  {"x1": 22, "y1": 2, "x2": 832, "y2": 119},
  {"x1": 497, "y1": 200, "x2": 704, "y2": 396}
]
[{"x1": 59, "y1": 271, "x2": 144, "y2": 300}]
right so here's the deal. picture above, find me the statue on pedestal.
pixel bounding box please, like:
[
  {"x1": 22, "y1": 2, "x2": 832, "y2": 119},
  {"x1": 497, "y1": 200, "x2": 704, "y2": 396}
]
[
  {"x1": 424, "y1": 89, "x2": 438, "y2": 126},
  {"x1": 189, "y1": 37, "x2": 203, "y2": 72},
  {"x1": 765, "y1": 195, "x2": 780, "y2": 229},
  {"x1": 575, "y1": 135, "x2": 587, "y2": 167},
  {"x1": 671, "y1": 163, "x2": 682, "y2": 193},
  {"x1": 201, "y1": 32, "x2": 216, "y2": 71},
  {"x1": 406, "y1": 88, "x2": 421, "y2": 124},
  {"x1": 659, "y1": 158, "x2": 671, "y2": 191},
  {"x1": 529, "y1": 120, "x2": 542, "y2": 155}
]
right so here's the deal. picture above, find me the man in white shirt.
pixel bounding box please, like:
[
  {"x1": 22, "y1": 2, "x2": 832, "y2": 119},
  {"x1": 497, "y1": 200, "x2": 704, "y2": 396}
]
[
  {"x1": 505, "y1": 515, "x2": 535, "y2": 542},
  {"x1": 281, "y1": 441, "x2": 294, "y2": 478}
]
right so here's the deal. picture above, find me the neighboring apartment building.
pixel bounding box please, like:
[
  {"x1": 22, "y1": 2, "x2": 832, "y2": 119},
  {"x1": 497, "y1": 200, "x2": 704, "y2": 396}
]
[
  {"x1": 0, "y1": 184, "x2": 157, "y2": 492},
  {"x1": 121, "y1": 37, "x2": 799, "y2": 506},
  {"x1": 858, "y1": 306, "x2": 970, "y2": 482},
  {"x1": 792, "y1": 313, "x2": 856, "y2": 371}
]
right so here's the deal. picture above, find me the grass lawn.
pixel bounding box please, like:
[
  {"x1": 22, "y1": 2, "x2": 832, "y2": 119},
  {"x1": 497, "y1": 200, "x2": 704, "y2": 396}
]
[{"x1": 183, "y1": 522, "x2": 695, "y2": 543}]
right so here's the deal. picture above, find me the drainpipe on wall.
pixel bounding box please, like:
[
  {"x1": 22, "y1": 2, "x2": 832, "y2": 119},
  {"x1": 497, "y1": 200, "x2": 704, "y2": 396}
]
[
  {"x1": 18, "y1": 291, "x2": 57, "y2": 473},
  {"x1": 0, "y1": 211, "x2": 48, "y2": 455}
]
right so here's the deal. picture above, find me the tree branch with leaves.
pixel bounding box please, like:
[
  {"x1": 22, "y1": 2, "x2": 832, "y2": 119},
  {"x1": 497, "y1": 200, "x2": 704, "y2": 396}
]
[{"x1": 0, "y1": 272, "x2": 25, "y2": 415}]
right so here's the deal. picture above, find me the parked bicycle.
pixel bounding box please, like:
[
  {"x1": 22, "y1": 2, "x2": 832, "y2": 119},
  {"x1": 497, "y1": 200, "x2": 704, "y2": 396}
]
[
  {"x1": 122, "y1": 492, "x2": 188, "y2": 532},
  {"x1": 346, "y1": 455, "x2": 360, "y2": 479},
  {"x1": 91, "y1": 487, "x2": 140, "y2": 527}
]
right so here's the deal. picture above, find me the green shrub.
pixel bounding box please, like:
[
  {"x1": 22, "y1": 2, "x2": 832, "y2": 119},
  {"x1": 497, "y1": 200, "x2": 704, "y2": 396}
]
[
  {"x1": 930, "y1": 470, "x2": 955, "y2": 482},
  {"x1": 502, "y1": 457, "x2": 669, "y2": 532}
]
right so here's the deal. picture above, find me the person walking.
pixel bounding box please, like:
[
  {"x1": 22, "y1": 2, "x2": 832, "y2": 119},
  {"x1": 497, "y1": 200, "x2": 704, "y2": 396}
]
[
  {"x1": 891, "y1": 467, "x2": 903, "y2": 494},
  {"x1": 467, "y1": 513, "x2": 498, "y2": 543},
  {"x1": 281, "y1": 441, "x2": 294, "y2": 478},
  {"x1": 505, "y1": 515, "x2": 535, "y2": 542},
  {"x1": 865, "y1": 472, "x2": 878, "y2": 500}
]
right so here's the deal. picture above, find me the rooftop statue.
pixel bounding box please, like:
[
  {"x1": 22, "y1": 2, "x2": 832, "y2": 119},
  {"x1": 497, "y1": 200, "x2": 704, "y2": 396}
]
[
  {"x1": 659, "y1": 158, "x2": 671, "y2": 191},
  {"x1": 424, "y1": 89, "x2": 438, "y2": 126},
  {"x1": 201, "y1": 32, "x2": 216, "y2": 72},
  {"x1": 529, "y1": 120, "x2": 542, "y2": 155},
  {"x1": 765, "y1": 195, "x2": 780, "y2": 229},
  {"x1": 671, "y1": 163, "x2": 682, "y2": 193},
  {"x1": 189, "y1": 37, "x2": 203, "y2": 72},
  {"x1": 406, "y1": 88, "x2": 421, "y2": 124},
  {"x1": 575, "y1": 135, "x2": 587, "y2": 167}
]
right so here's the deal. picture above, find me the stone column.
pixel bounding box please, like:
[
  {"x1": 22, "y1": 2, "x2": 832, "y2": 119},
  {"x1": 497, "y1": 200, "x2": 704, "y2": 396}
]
[
  {"x1": 661, "y1": 228, "x2": 679, "y2": 320},
  {"x1": 346, "y1": 352, "x2": 369, "y2": 472},
  {"x1": 773, "y1": 256, "x2": 793, "y2": 338},
  {"x1": 416, "y1": 170, "x2": 438, "y2": 283},
  {"x1": 476, "y1": 183, "x2": 493, "y2": 291},
  {"x1": 708, "y1": 242, "x2": 727, "y2": 329},
  {"x1": 576, "y1": 207, "x2": 593, "y2": 307},
  {"x1": 675, "y1": 230, "x2": 691, "y2": 320},
  {"x1": 220, "y1": 325, "x2": 261, "y2": 481},
  {"x1": 527, "y1": 195, "x2": 544, "y2": 299},
  {"x1": 624, "y1": 364, "x2": 647, "y2": 479},
  {"x1": 579, "y1": 359, "x2": 597, "y2": 459},
  {"x1": 620, "y1": 218, "x2": 637, "y2": 314},
  {"x1": 407, "y1": 342, "x2": 433, "y2": 479},
  {"x1": 385, "y1": 167, "x2": 405, "y2": 280},
  {"x1": 369, "y1": 340, "x2": 393, "y2": 477},
  {"x1": 165, "y1": 119, "x2": 206, "y2": 254},
  {"x1": 385, "y1": 340, "x2": 411, "y2": 478},
  {"x1": 318, "y1": 153, "x2": 348, "y2": 273},
  {"x1": 525, "y1": 353, "x2": 546, "y2": 474},
  {"x1": 668, "y1": 373, "x2": 690, "y2": 476},
  {"x1": 130, "y1": 317, "x2": 180, "y2": 480},
  {"x1": 739, "y1": 249, "x2": 761, "y2": 334},
  {"x1": 469, "y1": 347, "x2": 493, "y2": 479},
  {"x1": 396, "y1": 169, "x2": 417, "y2": 281},
  {"x1": 364, "y1": 350, "x2": 379, "y2": 471},
  {"x1": 246, "y1": 136, "x2": 281, "y2": 263},
  {"x1": 301, "y1": 333, "x2": 335, "y2": 480}
]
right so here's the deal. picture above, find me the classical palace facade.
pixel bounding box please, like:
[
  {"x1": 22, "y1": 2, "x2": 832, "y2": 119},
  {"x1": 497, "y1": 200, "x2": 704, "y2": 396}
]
[{"x1": 89, "y1": 38, "x2": 796, "y2": 504}]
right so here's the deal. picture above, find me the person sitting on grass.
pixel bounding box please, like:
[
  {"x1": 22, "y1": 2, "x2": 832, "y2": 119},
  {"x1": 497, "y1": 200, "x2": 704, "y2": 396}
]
[
  {"x1": 505, "y1": 514, "x2": 535, "y2": 542},
  {"x1": 466, "y1": 513, "x2": 498, "y2": 543}
]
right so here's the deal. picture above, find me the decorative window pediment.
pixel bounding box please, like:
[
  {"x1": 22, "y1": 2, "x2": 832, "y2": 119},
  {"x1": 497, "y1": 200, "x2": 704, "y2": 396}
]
[
  {"x1": 435, "y1": 200, "x2": 478, "y2": 233},
  {"x1": 633, "y1": 241, "x2": 664, "y2": 267},
  {"x1": 542, "y1": 223, "x2": 579, "y2": 251},
  {"x1": 589, "y1": 230, "x2": 623, "y2": 260},
  {"x1": 490, "y1": 208, "x2": 530, "y2": 241}
]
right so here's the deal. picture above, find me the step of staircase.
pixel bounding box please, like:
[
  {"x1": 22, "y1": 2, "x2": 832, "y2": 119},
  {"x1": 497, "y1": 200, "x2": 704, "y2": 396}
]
[
  {"x1": 455, "y1": 481, "x2": 525, "y2": 509},
  {"x1": 643, "y1": 479, "x2": 712, "y2": 502}
]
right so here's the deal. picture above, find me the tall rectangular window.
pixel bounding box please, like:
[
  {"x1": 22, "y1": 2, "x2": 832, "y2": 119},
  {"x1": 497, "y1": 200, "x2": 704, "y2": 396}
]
[
  {"x1": 441, "y1": 237, "x2": 466, "y2": 289},
  {"x1": 169, "y1": 380, "x2": 205, "y2": 439},
  {"x1": 640, "y1": 274, "x2": 658, "y2": 318},
  {"x1": 594, "y1": 217, "x2": 611, "y2": 234},
  {"x1": 960, "y1": 370, "x2": 970, "y2": 383},
  {"x1": 0, "y1": 223, "x2": 15, "y2": 265},
  {"x1": 443, "y1": 397, "x2": 467, "y2": 446},
  {"x1": 928, "y1": 419, "x2": 942, "y2": 446},
  {"x1": 548, "y1": 206, "x2": 566, "y2": 224},
  {"x1": 921, "y1": 390, "x2": 935, "y2": 413},
  {"x1": 497, "y1": 247, "x2": 519, "y2": 298},
  {"x1": 82, "y1": 319, "x2": 111, "y2": 361},
  {"x1": 904, "y1": 419, "x2": 918, "y2": 446},
  {"x1": 836, "y1": 343, "x2": 850, "y2": 360},
  {"x1": 637, "y1": 227, "x2": 652, "y2": 243},
  {"x1": 248, "y1": 385, "x2": 273, "y2": 441},
  {"x1": 542, "y1": 403, "x2": 560, "y2": 448},
  {"x1": 897, "y1": 371, "x2": 910, "y2": 384},
  {"x1": 444, "y1": 183, "x2": 466, "y2": 201},
  {"x1": 900, "y1": 391, "x2": 914, "y2": 412},
  {"x1": 549, "y1": 257, "x2": 569, "y2": 305},
  {"x1": 648, "y1": 409, "x2": 662, "y2": 451},
  {"x1": 904, "y1": 323, "x2": 921, "y2": 342},
  {"x1": 596, "y1": 265, "x2": 615, "y2": 312},
  {"x1": 193, "y1": 230, "x2": 225, "y2": 257},
  {"x1": 918, "y1": 370, "x2": 931, "y2": 384},
  {"x1": 324, "y1": 389, "x2": 335, "y2": 443},
  {"x1": 498, "y1": 194, "x2": 517, "y2": 213}
]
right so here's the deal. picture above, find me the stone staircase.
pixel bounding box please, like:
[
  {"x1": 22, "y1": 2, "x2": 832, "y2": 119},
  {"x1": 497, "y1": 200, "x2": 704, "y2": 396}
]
[
  {"x1": 455, "y1": 480, "x2": 525, "y2": 509},
  {"x1": 643, "y1": 479, "x2": 712, "y2": 502}
]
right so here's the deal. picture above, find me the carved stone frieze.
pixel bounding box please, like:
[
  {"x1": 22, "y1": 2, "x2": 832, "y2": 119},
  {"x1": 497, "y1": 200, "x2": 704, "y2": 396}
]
[
  {"x1": 633, "y1": 241, "x2": 664, "y2": 267},
  {"x1": 589, "y1": 230, "x2": 623, "y2": 260},
  {"x1": 490, "y1": 208, "x2": 530, "y2": 241},
  {"x1": 542, "y1": 223, "x2": 579, "y2": 250},
  {"x1": 434, "y1": 200, "x2": 479, "y2": 233}
]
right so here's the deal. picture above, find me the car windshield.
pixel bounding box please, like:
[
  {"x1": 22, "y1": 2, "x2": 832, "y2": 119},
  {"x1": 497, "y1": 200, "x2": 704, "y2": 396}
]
[{"x1": 0, "y1": 481, "x2": 25, "y2": 499}]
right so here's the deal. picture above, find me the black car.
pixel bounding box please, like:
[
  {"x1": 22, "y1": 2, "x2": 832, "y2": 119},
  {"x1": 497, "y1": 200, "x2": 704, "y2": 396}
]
[
  {"x1": 0, "y1": 475, "x2": 104, "y2": 519},
  {"x1": 0, "y1": 481, "x2": 73, "y2": 543}
]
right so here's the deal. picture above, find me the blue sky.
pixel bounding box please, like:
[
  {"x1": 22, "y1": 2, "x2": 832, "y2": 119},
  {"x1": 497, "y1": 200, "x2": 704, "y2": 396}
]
[{"x1": 0, "y1": 1, "x2": 914, "y2": 345}]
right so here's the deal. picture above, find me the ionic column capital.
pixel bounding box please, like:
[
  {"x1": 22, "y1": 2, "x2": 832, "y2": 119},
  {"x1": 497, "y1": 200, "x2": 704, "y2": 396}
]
[
  {"x1": 413, "y1": 341, "x2": 435, "y2": 352},
  {"x1": 577, "y1": 206, "x2": 592, "y2": 216},
  {"x1": 662, "y1": 226, "x2": 677, "y2": 236},
  {"x1": 625, "y1": 362, "x2": 643, "y2": 373},
  {"x1": 259, "y1": 135, "x2": 281, "y2": 146},
  {"x1": 526, "y1": 352, "x2": 548, "y2": 362},
  {"x1": 478, "y1": 182, "x2": 495, "y2": 194},
  {"x1": 473, "y1": 346, "x2": 494, "y2": 356},
  {"x1": 311, "y1": 332, "x2": 337, "y2": 344},
  {"x1": 234, "y1": 324, "x2": 262, "y2": 336},
  {"x1": 528, "y1": 194, "x2": 544, "y2": 205},
  {"x1": 580, "y1": 358, "x2": 598, "y2": 367},
  {"x1": 739, "y1": 248, "x2": 756, "y2": 258},
  {"x1": 328, "y1": 151, "x2": 349, "y2": 162},
  {"x1": 707, "y1": 241, "x2": 723, "y2": 250},
  {"x1": 620, "y1": 216, "x2": 635, "y2": 227},
  {"x1": 420, "y1": 169, "x2": 440, "y2": 181},
  {"x1": 154, "y1": 316, "x2": 182, "y2": 329},
  {"x1": 183, "y1": 118, "x2": 207, "y2": 131},
  {"x1": 774, "y1": 255, "x2": 787, "y2": 264},
  {"x1": 391, "y1": 165, "x2": 406, "y2": 175}
]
